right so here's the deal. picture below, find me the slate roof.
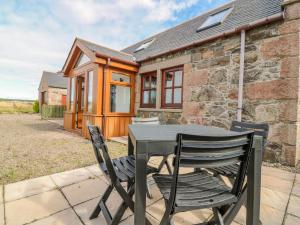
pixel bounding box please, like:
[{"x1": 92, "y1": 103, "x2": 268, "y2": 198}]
[
  {"x1": 40, "y1": 71, "x2": 68, "y2": 89},
  {"x1": 122, "y1": 0, "x2": 283, "y2": 62},
  {"x1": 77, "y1": 38, "x2": 135, "y2": 63}
]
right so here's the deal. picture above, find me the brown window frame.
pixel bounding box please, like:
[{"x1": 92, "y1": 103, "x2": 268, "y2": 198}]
[
  {"x1": 140, "y1": 72, "x2": 157, "y2": 108},
  {"x1": 161, "y1": 66, "x2": 183, "y2": 109}
]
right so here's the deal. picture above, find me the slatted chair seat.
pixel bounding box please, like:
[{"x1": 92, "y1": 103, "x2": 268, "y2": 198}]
[
  {"x1": 154, "y1": 171, "x2": 237, "y2": 212},
  {"x1": 210, "y1": 164, "x2": 240, "y2": 178},
  {"x1": 100, "y1": 155, "x2": 158, "y2": 182}
]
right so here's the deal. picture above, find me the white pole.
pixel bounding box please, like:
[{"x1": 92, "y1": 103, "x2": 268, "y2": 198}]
[{"x1": 237, "y1": 30, "x2": 246, "y2": 122}]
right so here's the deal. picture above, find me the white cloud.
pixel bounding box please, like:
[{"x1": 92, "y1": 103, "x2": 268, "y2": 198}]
[{"x1": 0, "y1": 0, "x2": 226, "y2": 100}]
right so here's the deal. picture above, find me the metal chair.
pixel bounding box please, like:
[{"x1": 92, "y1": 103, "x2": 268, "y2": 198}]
[
  {"x1": 132, "y1": 117, "x2": 173, "y2": 175},
  {"x1": 209, "y1": 121, "x2": 269, "y2": 178},
  {"x1": 153, "y1": 132, "x2": 255, "y2": 225},
  {"x1": 87, "y1": 125, "x2": 157, "y2": 225}
]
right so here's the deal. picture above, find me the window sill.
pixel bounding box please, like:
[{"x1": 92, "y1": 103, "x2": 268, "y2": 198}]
[{"x1": 137, "y1": 108, "x2": 182, "y2": 113}]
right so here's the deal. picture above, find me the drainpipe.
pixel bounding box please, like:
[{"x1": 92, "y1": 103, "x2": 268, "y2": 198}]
[
  {"x1": 102, "y1": 58, "x2": 111, "y2": 137},
  {"x1": 237, "y1": 30, "x2": 246, "y2": 122}
]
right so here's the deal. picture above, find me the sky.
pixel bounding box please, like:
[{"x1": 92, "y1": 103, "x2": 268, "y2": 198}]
[{"x1": 0, "y1": 0, "x2": 230, "y2": 100}]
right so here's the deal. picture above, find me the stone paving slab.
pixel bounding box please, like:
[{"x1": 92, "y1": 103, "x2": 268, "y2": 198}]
[
  {"x1": 261, "y1": 175, "x2": 294, "y2": 194},
  {"x1": 235, "y1": 203, "x2": 285, "y2": 225},
  {"x1": 61, "y1": 177, "x2": 108, "y2": 206},
  {"x1": 28, "y1": 208, "x2": 82, "y2": 225},
  {"x1": 74, "y1": 192, "x2": 133, "y2": 225},
  {"x1": 120, "y1": 213, "x2": 159, "y2": 225},
  {"x1": 261, "y1": 167, "x2": 296, "y2": 182},
  {"x1": 5, "y1": 189, "x2": 69, "y2": 225},
  {"x1": 147, "y1": 199, "x2": 214, "y2": 224},
  {"x1": 85, "y1": 164, "x2": 103, "y2": 177},
  {"x1": 0, "y1": 203, "x2": 4, "y2": 225},
  {"x1": 51, "y1": 167, "x2": 94, "y2": 187},
  {"x1": 2, "y1": 165, "x2": 299, "y2": 225},
  {"x1": 5, "y1": 175, "x2": 56, "y2": 202},
  {"x1": 261, "y1": 187, "x2": 290, "y2": 211},
  {"x1": 284, "y1": 214, "x2": 300, "y2": 225},
  {"x1": 287, "y1": 195, "x2": 300, "y2": 218},
  {"x1": 291, "y1": 182, "x2": 300, "y2": 197},
  {"x1": 0, "y1": 186, "x2": 3, "y2": 204}
]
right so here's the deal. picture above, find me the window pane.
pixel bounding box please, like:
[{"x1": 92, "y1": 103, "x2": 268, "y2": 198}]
[
  {"x1": 70, "y1": 78, "x2": 76, "y2": 110},
  {"x1": 143, "y1": 91, "x2": 149, "y2": 104},
  {"x1": 151, "y1": 76, "x2": 157, "y2": 88},
  {"x1": 150, "y1": 90, "x2": 156, "y2": 104},
  {"x1": 174, "y1": 70, "x2": 182, "y2": 86},
  {"x1": 165, "y1": 72, "x2": 173, "y2": 87},
  {"x1": 174, "y1": 88, "x2": 182, "y2": 104},
  {"x1": 112, "y1": 73, "x2": 130, "y2": 83},
  {"x1": 110, "y1": 85, "x2": 131, "y2": 113},
  {"x1": 87, "y1": 71, "x2": 94, "y2": 112},
  {"x1": 74, "y1": 53, "x2": 90, "y2": 68},
  {"x1": 165, "y1": 89, "x2": 172, "y2": 104},
  {"x1": 198, "y1": 8, "x2": 232, "y2": 31},
  {"x1": 144, "y1": 76, "x2": 150, "y2": 88}
]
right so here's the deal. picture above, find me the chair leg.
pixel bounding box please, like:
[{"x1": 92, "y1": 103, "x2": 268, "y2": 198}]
[
  {"x1": 158, "y1": 155, "x2": 172, "y2": 175},
  {"x1": 212, "y1": 208, "x2": 225, "y2": 225},
  {"x1": 146, "y1": 181, "x2": 153, "y2": 199},
  {"x1": 89, "y1": 185, "x2": 113, "y2": 220}
]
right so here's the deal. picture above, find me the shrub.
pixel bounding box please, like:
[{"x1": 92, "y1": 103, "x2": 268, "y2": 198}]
[{"x1": 32, "y1": 100, "x2": 39, "y2": 113}]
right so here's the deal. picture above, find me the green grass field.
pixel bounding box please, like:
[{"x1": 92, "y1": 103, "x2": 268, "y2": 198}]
[{"x1": 0, "y1": 98, "x2": 35, "y2": 114}]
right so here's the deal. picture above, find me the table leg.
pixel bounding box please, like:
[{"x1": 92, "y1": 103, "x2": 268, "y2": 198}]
[
  {"x1": 128, "y1": 134, "x2": 134, "y2": 155},
  {"x1": 134, "y1": 150, "x2": 148, "y2": 225},
  {"x1": 246, "y1": 137, "x2": 263, "y2": 225}
]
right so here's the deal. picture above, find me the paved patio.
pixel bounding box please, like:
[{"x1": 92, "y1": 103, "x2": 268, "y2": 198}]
[{"x1": 1, "y1": 158, "x2": 299, "y2": 225}]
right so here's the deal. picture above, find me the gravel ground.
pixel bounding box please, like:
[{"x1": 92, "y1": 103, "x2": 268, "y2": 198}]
[{"x1": 0, "y1": 114, "x2": 127, "y2": 184}]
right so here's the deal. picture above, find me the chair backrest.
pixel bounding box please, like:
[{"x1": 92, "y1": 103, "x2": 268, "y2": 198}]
[
  {"x1": 169, "y1": 132, "x2": 254, "y2": 208},
  {"x1": 88, "y1": 125, "x2": 118, "y2": 184},
  {"x1": 131, "y1": 117, "x2": 160, "y2": 125},
  {"x1": 230, "y1": 121, "x2": 269, "y2": 147}
]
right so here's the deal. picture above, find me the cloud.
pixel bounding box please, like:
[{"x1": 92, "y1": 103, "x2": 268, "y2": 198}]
[{"x1": 0, "y1": 0, "x2": 228, "y2": 100}]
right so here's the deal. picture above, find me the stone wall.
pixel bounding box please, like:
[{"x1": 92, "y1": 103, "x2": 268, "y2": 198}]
[
  {"x1": 48, "y1": 87, "x2": 67, "y2": 106},
  {"x1": 137, "y1": 1, "x2": 300, "y2": 166}
]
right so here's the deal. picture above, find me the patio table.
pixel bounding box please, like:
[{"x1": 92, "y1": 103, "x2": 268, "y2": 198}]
[{"x1": 128, "y1": 124, "x2": 263, "y2": 225}]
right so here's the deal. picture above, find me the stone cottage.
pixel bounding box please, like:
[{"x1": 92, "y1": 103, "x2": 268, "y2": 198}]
[
  {"x1": 38, "y1": 71, "x2": 68, "y2": 111},
  {"x1": 62, "y1": 0, "x2": 300, "y2": 166}
]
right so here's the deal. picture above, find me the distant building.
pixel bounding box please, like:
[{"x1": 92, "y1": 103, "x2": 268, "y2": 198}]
[{"x1": 38, "y1": 71, "x2": 68, "y2": 112}]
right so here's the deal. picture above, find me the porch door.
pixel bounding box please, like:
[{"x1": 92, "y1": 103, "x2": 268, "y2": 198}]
[{"x1": 76, "y1": 75, "x2": 85, "y2": 129}]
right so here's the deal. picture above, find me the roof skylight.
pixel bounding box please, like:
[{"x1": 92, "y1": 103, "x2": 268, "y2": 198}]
[
  {"x1": 134, "y1": 39, "x2": 155, "y2": 52},
  {"x1": 197, "y1": 8, "x2": 232, "y2": 32}
]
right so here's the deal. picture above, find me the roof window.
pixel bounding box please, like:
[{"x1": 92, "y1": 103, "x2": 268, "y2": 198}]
[
  {"x1": 197, "y1": 8, "x2": 232, "y2": 32},
  {"x1": 134, "y1": 39, "x2": 155, "y2": 53}
]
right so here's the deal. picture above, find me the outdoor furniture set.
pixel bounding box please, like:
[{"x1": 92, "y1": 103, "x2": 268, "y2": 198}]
[{"x1": 87, "y1": 120, "x2": 269, "y2": 225}]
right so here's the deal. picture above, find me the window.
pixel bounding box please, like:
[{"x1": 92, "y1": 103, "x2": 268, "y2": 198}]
[
  {"x1": 74, "y1": 53, "x2": 90, "y2": 68},
  {"x1": 141, "y1": 72, "x2": 157, "y2": 108},
  {"x1": 162, "y1": 67, "x2": 183, "y2": 108},
  {"x1": 70, "y1": 77, "x2": 76, "y2": 111},
  {"x1": 109, "y1": 72, "x2": 132, "y2": 113},
  {"x1": 112, "y1": 73, "x2": 130, "y2": 83},
  {"x1": 134, "y1": 39, "x2": 155, "y2": 52},
  {"x1": 110, "y1": 85, "x2": 131, "y2": 113},
  {"x1": 87, "y1": 71, "x2": 94, "y2": 112},
  {"x1": 197, "y1": 8, "x2": 232, "y2": 32}
]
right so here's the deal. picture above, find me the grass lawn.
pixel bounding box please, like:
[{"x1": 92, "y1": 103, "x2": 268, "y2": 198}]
[
  {"x1": 0, "y1": 114, "x2": 127, "y2": 184},
  {"x1": 0, "y1": 99, "x2": 34, "y2": 114}
]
